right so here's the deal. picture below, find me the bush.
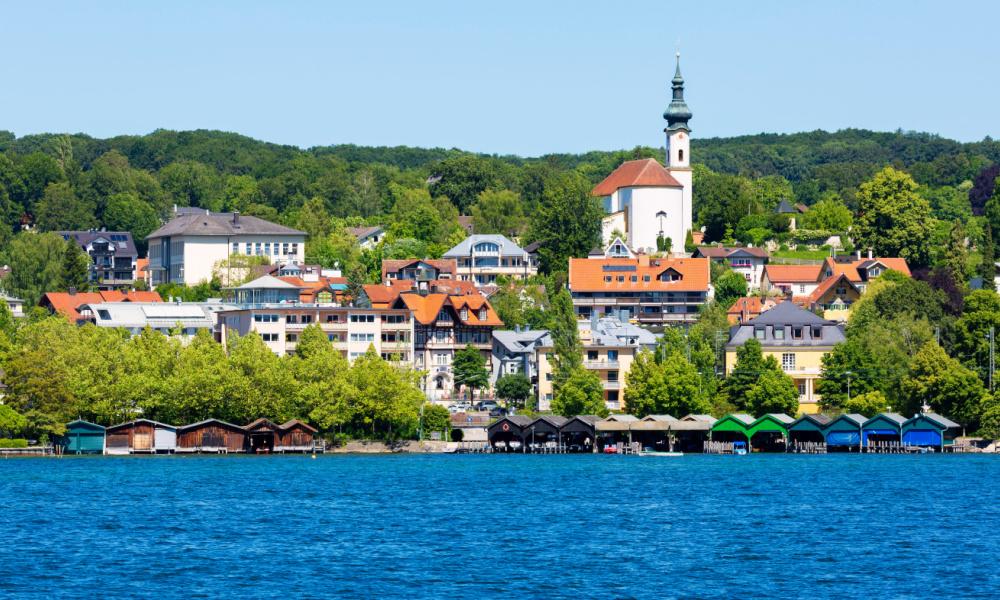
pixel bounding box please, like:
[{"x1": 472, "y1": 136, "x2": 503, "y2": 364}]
[
  {"x1": 779, "y1": 244, "x2": 789, "y2": 252},
  {"x1": 0, "y1": 439, "x2": 29, "y2": 448}
]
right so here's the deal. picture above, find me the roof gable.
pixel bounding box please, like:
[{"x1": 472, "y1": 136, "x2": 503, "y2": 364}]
[{"x1": 592, "y1": 159, "x2": 682, "y2": 196}]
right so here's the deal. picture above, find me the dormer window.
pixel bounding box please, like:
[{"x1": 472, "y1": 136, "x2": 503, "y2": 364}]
[
  {"x1": 812, "y1": 326, "x2": 822, "y2": 338},
  {"x1": 774, "y1": 327, "x2": 785, "y2": 340},
  {"x1": 460, "y1": 307, "x2": 469, "y2": 321},
  {"x1": 754, "y1": 327, "x2": 765, "y2": 340},
  {"x1": 792, "y1": 327, "x2": 803, "y2": 339},
  {"x1": 478, "y1": 308, "x2": 487, "y2": 321}
]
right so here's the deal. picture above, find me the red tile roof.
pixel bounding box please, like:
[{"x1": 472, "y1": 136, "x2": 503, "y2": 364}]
[
  {"x1": 591, "y1": 159, "x2": 682, "y2": 196},
  {"x1": 277, "y1": 276, "x2": 347, "y2": 303},
  {"x1": 395, "y1": 291, "x2": 503, "y2": 327},
  {"x1": 808, "y1": 273, "x2": 861, "y2": 303},
  {"x1": 41, "y1": 290, "x2": 163, "y2": 322},
  {"x1": 568, "y1": 257, "x2": 710, "y2": 293},
  {"x1": 763, "y1": 264, "x2": 823, "y2": 284}
]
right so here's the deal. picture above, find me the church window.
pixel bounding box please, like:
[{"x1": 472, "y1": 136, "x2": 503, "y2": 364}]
[{"x1": 678, "y1": 149, "x2": 684, "y2": 162}]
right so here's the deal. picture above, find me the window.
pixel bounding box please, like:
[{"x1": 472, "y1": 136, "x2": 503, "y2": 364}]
[
  {"x1": 327, "y1": 333, "x2": 339, "y2": 342},
  {"x1": 616, "y1": 275, "x2": 625, "y2": 282},
  {"x1": 836, "y1": 287, "x2": 846, "y2": 296},
  {"x1": 286, "y1": 333, "x2": 298, "y2": 342},
  {"x1": 232, "y1": 242, "x2": 239, "y2": 254},
  {"x1": 97, "y1": 309, "x2": 111, "y2": 320},
  {"x1": 244, "y1": 244, "x2": 252, "y2": 256},
  {"x1": 302, "y1": 315, "x2": 313, "y2": 324},
  {"x1": 255, "y1": 243, "x2": 262, "y2": 255},
  {"x1": 630, "y1": 275, "x2": 637, "y2": 282},
  {"x1": 587, "y1": 351, "x2": 599, "y2": 361},
  {"x1": 478, "y1": 308, "x2": 487, "y2": 321},
  {"x1": 460, "y1": 307, "x2": 469, "y2": 321},
  {"x1": 604, "y1": 276, "x2": 612, "y2": 282},
  {"x1": 282, "y1": 243, "x2": 289, "y2": 255},
  {"x1": 798, "y1": 381, "x2": 806, "y2": 396},
  {"x1": 350, "y1": 314, "x2": 375, "y2": 323},
  {"x1": 253, "y1": 314, "x2": 279, "y2": 323},
  {"x1": 774, "y1": 327, "x2": 785, "y2": 340},
  {"x1": 261, "y1": 333, "x2": 279, "y2": 342},
  {"x1": 678, "y1": 149, "x2": 684, "y2": 162},
  {"x1": 607, "y1": 371, "x2": 618, "y2": 382},
  {"x1": 545, "y1": 373, "x2": 552, "y2": 381},
  {"x1": 326, "y1": 315, "x2": 339, "y2": 323},
  {"x1": 754, "y1": 327, "x2": 765, "y2": 340},
  {"x1": 781, "y1": 353, "x2": 795, "y2": 371},
  {"x1": 287, "y1": 314, "x2": 299, "y2": 324},
  {"x1": 264, "y1": 242, "x2": 270, "y2": 255},
  {"x1": 291, "y1": 243, "x2": 299, "y2": 256},
  {"x1": 798, "y1": 284, "x2": 806, "y2": 293},
  {"x1": 812, "y1": 326, "x2": 822, "y2": 339},
  {"x1": 350, "y1": 333, "x2": 375, "y2": 342},
  {"x1": 792, "y1": 327, "x2": 802, "y2": 339},
  {"x1": 607, "y1": 350, "x2": 618, "y2": 361},
  {"x1": 643, "y1": 275, "x2": 650, "y2": 282}
]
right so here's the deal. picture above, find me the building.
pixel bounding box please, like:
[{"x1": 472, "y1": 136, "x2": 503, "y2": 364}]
[
  {"x1": 536, "y1": 315, "x2": 657, "y2": 412},
  {"x1": 761, "y1": 255, "x2": 911, "y2": 298},
  {"x1": 176, "y1": 419, "x2": 247, "y2": 453},
  {"x1": 347, "y1": 225, "x2": 385, "y2": 249},
  {"x1": 726, "y1": 296, "x2": 780, "y2": 325},
  {"x1": 775, "y1": 199, "x2": 807, "y2": 230},
  {"x1": 381, "y1": 259, "x2": 457, "y2": 283},
  {"x1": 57, "y1": 420, "x2": 106, "y2": 454},
  {"x1": 147, "y1": 208, "x2": 306, "y2": 286},
  {"x1": 567, "y1": 256, "x2": 711, "y2": 325},
  {"x1": 442, "y1": 234, "x2": 538, "y2": 286},
  {"x1": 692, "y1": 246, "x2": 769, "y2": 290},
  {"x1": 40, "y1": 290, "x2": 163, "y2": 323},
  {"x1": 105, "y1": 419, "x2": 177, "y2": 454},
  {"x1": 1, "y1": 292, "x2": 24, "y2": 318},
  {"x1": 725, "y1": 301, "x2": 846, "y2": 414},
  {"x1": 59, "y1": 230, "x2": 138, "y2": 289},
  {"x1": 380, "y1": 287, "x2": 502, "y2": 400},
  {"x1": 227, "y1": 275, "x2": 303, "y2": 304},
  {"x1": 818, "y1": 255, "x2": 911, "y2": 294},
  {"x1": 760, "y1": 264, "x2": 825, "y2": 298},
  {"x1": 596, "y1": 54, "x2": 692, "y2": 254},
  {"x1": 490, "y1": 327, "x2": 550, "y2": 385},
  {"x1": 79, "y1": 301, "x2": 236, "y2": 338},
  {"x1": 218, "y1": 304, "x2": 414, "y2": 361}
]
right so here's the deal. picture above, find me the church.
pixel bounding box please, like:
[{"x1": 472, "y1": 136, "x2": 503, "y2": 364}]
[{"x1": 593, "y1": 53, "x2": 693, "y2": 255}]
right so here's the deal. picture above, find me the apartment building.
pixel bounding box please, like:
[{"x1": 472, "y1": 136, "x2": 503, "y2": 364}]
[
  {"x1": 59, "y1": 230, "x2": 138, "y2": 289},
  {"x1": 692, "y1": 246, "x2": 769, "y2": 291},
  {"x1": 443, "y1": 234, "x2": 538, "y2": 286}
]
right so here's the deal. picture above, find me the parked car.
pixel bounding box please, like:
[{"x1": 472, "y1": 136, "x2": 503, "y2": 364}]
[
  {"x1": 476, "y1": 400, "x2": 499, "y2": 412},
  {"x1": 451, "y1": 402, "x2": 472, "y2": 413}
]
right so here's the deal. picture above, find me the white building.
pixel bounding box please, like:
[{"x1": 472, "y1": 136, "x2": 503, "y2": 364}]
[
  {"x1": 692, "y1": 246, "x2": 770, "y2": 291},
  {"x1": 1, "y1": 292, "x2": 24, "y2": 318},
  {"x1": 595, "y1": 54, "x2": 693, "y2": 255},
  {"x1": 443, "y1": 234, "x2": 538, "y2": 286},
  {"x1": 147, "y1": 208, "x2": 306, "y2": 286},
  {"x1": 80, "y1": 301, "x2": 236, "y2": 339}
]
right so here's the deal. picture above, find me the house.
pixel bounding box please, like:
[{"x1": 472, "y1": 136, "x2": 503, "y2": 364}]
[
  {"x1": 227, "y1": 275, "x2": 303, "y2": 304},
  {"x1": 490, "y1": 328, "x2": 550, "y2": 385},
  {"x1": 536, "y1": 315, "x2": 657, "y2": 412},
  {"x1": 347, "y1": 225, "x2": 385, "y2": 249},
  {"x1": 381, "y1": 259, "x2": 457, "y2": 283},
  {"x1": 726, "y1": 296, "x2": 780, "y2": 324},
  {"x1": 218, "y1": 305, "x2": 413, "y2": 361},
  {"x1": 80, "y1": 301, "x2": 236, "y2": 338},
  {"x1": 443, "y1": 234, "x2": 538, "y2": 286},
  {"x1": 136, "y1": 258, "x2": 151, "y2": 287},
  {"x1": 59, "y1": 230, "x2": 138, "y2": 289},
  {"x1": 802, "y1": 274, "x2": 862, "y2": 322},
  {"x1": 901, "y1": 412, "x2": 961, "y2": 449},
  {"x1": 40, "y1": 290, "x2": 163, "y2": 323},
  {"x1": 242, "y1": 418, "x2": 317, "y2": 453},
  {"x1": 861, "y1": 413, "x2": 907, "y2": 446},
  {"x1": 567, "y1": 256, "x2": 711, "y2": 325},
  {"x1": 824, "y1": 413, "x2": 867, "y2": 451},
  {"x1": 760, "y1": 264, "x2": 824, "y2": 297},
  {"x1": 819, "y1": 255, "x2": 911, "y2": 294},
  {"x1": 176, "y1": 419, "x2": 247, "y2": 453},
  {"x1": 147, "y1": 208, "x2": 306, "y2": 286},
  {"x1": 692, "y1": 246, "x2": 769, "y2": 290},
  {"x1": 1, "y1": 292, "x2": 24, "y2": 318},
  {"x1": 725, "y1": 301, "x2": 846, "y2": 414},
  {"x1": 391, "y1": 288, "x2": 503, "y2": 400},
  {"x1": 105, "y1": 419, "x2": 177, "y2": 454},
  {"x1": 596, "y1": 56, "x2": 693, "y2": 254},
  {"x1": 58, "y1": 420, "x2": 106, "y2": 454},
  {"x1": 775, "y1": 199, "x2": 805, "y2": 230}
]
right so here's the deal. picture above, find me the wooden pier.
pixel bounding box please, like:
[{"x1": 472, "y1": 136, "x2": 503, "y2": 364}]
[{"x1": 1, "y1": 446, "x2": 54, "y2": 457}]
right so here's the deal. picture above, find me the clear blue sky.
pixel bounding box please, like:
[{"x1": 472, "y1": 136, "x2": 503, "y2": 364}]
[{"x1": 1, "y1": 0, "x2": 996, "y2": 156}]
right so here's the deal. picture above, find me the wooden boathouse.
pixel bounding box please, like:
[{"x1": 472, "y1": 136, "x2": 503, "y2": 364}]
[
  {"x1": 275, "y1": 419, "x2": 319, "y2": 453},
  {"x1": 176, "y1": 419, "x2": 247, "y2": 453},
  {"x1": 105, "y1": 419, "x2": 177, "y2": 454},
  {"x1": 788, "y1": 414, "x2": 831, "y2": 444},
  {"x1": 486, "y1": 415, "x2": 534, "y2": 452},
  {"x1": 862, "y1": 413, "x2": 906, "y2": 445},
  {"x1": 901, "y1": 413, "x2": 961, "y2": 449},
  {"x1": 709, "y1": 413, "x2": 755, "y2": 444},
  {"x1": 824, "y1": 413, "x2": 866, "y2": 451},
  {"x1": 59, "y1": 420, "x2": 106, "y2": 454},
  {"x1": 560, "y1": 416, "x2": 599, "y2": 452},
  {"x1": 747, "y1": 414, "x2": 794, "y2": 452}
]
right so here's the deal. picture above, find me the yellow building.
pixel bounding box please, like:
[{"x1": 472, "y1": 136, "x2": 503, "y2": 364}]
[
  {"x1": 724, "y1": 301, "x2": 845, "y2": 414},
  {"x1": 536, "y1": 316, "x2": 657, "y2": 412}
]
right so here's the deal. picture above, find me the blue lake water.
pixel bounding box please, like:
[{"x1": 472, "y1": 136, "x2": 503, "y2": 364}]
[{"x1": 1, "y1": 454, "x2": 998, "y2": 599}]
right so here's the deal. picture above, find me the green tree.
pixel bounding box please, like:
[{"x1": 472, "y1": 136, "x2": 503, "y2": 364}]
[
  {"x1": 34, "y1": 182, "x2": 98, "y2": 231},
  {"x1": 901, "y1": 341, "x2": 986, "y2": 424},
  {"x1": 745, "y1": 369, "x2": 799, "y2": 416},
  {"x1": 159, "y1": 160, "x2": 222, "y2": 210},
  {"x1": 0, "y1": 232, "x2": 76, "y2": 305},
  {"x1": 843, "y1": 390, "x2": 888, "y2": 417},
  {"x1": 548, "y1": 288, "x2": 582, "y2": 391},
  {"x1": 421, "y1": 403, "x2": 451, "y2": 439},
  {"x1": 953, "y1": 290, "x2": 1000, "y2": 385},
  {"x1": 721, "y1": 338, "x2": 767, "y2": 408},
  {"x1": 102, "y1": 192, "x2": 160, "y2": 254},
  {"x1": 799, "y1": 194, "x2": 853, "y2": 231},
  {"x1": 853, "y1": 167, "x2": 934, "y2": 267},
  {"x1": 979, "y1": 223, "x2": 996, "y2": 292},
  {"x1": 470, "y1": 189, "x2": 525, "y2": 237},
  {"x1": 346, "y1": 348, "x2": 423, "y2": 439},
  {"x1": 495, "y1": 373, "x2": 532, "y2": 407},
  {"x1": 552, "y1": 367, "x2": 607, "y2": 418},
  {"x1": 526, "y1": 171, "x2": 602, "y2": 274},
  {"x1": 942, "y1": 220, "x2": 970, "y2": 287},
  {"x1": 624, "y1": 346, "x2": 710, "y2": 418},
  {"x1": 714, "y1": 269, "x2": 748, "y2": 309},
  {"x1": 0, "y1": 404, "x2": 28, "y2": 437},
  {"x1": 293, "y1": 325, "x2": 355, "y2": 430},
  {"x1": 61, "y1": 239, "x2": 91, "y2": 291},
  {"x1": 452, "y1": 344, "x2": 489, "y2": 400},
  {"x1": 429, "y1": 155, "x2": 502, "y2": 212}
]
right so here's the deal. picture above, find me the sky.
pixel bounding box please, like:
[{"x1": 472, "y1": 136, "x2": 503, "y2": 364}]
[{"x1": 1, "y1": 0, "x2": 998, "y2": 156}]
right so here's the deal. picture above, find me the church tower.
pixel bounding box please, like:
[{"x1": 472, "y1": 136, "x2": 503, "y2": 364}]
[{"x1": 664, "y1": 52, "x2": 693, "y2": 247}]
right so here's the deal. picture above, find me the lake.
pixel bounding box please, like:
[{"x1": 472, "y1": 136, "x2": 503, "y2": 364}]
[{"x1": 1, "y1": 454, "x2": 998, "y2": 599}]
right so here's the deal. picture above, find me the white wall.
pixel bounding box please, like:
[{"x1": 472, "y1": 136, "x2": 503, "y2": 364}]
[{"x1": 627, "y1": 186, "x2": 686, "y2": 254}]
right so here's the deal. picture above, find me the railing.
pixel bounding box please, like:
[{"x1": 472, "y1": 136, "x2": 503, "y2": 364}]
[
  {"x1": 584, "y1": 360, "x2": 620, "y2": 369},
  {"x1": 602, "y1": 380, "x2": 622, "y2": 390}
]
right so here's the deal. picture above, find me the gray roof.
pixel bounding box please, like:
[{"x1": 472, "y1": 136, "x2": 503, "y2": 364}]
[
  {"x1": 177, "y1": 418, "x2": 244, "y2": 431},
  {"x1": 59, "y1": 230, "x2": 138, "y2": 258},
  {"x1": 603, "y1": 414, "x2": 639, "y2": 422},
  {"x1": 758, "y1": 413, "x2": 796, "y2": 425},
  {"x1": 443, "y1": 234, "x2": 528, "y2": 258},
  {"x1": 147, "y1": 211, "x2": 304, "y2": 239},
  {"x1": 829, "y1": 413, "x2": 867, "y2": 427},
  {"x1": 107, "y1": 418, "x2": 177, "y2": 431},
  {"x1": 347, "y1": 225, "x2": 383, "y2": 240},
  {"x1": 681, "y1": 414, "x2": 718, "y2": 424},
  {"x1": 775, "y1": 199, "x2": 797, "y2": 214},
  {"x1": 729, "y1": 413, "x2": 756, "y2": 425},
  {"x1": 585, "y1": 316, "x2": 657, "y2": 348},
  {"x1": 492, "y1": 329, "x2": 550, "y2": 354},
  {"x1": 728, "y1": 302, "x2": 845, "y2": 348},
  {"x1": 82, "y1": 301, "x2": 236, "y2": 330},
  {"x1": 906, "y1": 412, "x2": 961, "y2": 429},
  {"x1": 863, "y1": 412, "x2": 907, "y2": 427},
  {"x1": 642, "y1": 414, "x2": 679, "y2": 422}
]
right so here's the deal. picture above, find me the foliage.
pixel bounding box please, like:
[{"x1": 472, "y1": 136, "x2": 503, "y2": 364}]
[
  {"x1": 901, "y1": 341, "x2": 986, "y2": 425},
  {"x1": 489, "y1": 279, "x2": 550, "y2": 330},
  {"x1": 470, "y1": 189, "x2": 525, "y2": 237},
  {"x1": 0, "y1": 438, "x2": 28, "y2": 448},
  {"x1": 551, "y1": 368, "x2": 607, "y2": 418},
  {"x1": 421, "y1": 403, "x2": 451, "y2": 438},
  {"x1": 799, "y1": 194, "x2": 853, "y2": 231},
  {"x1": 624, "y1": 343, "x2": 710, "y2": 418},
  {"x1": 548, "y1": 288, "x2": 582, "y2": 391},
  {"x1": 843, "y1": 390, "x2": 888, "y2": 417},
  {"x1": 0, "y1": 232, "x2": 87, "y2": 305},
  {"x1": 714, "y1": 270, "x2": 748, "y2": 310},
  {"x1": 526, "y1": 171, "x2": 602, "y2": 274},
  {"x1": 452, "y1": 344, "x2": 489, "y2": 398},
  {"x1": 979, "y1": 223, "x2": 997, "y2": 292},
  {"x1": 721, "y1": 338, "x2": 767, "y2": 408},
  {"x1": 853, "y1": 167, "x2": 933, "y2": 267},
  {"x1": 0, "y1": 404, "x2": 28, "y2": 436},
  {"x1": 495, "y1": 373, "x2": 532, "y2": 406},
  {"x1": 953, "y1": 290, "x2": 1000, "y2": 384},
  {"x1": 745, "y1": 369, "x2": 799, "y2": 416}
]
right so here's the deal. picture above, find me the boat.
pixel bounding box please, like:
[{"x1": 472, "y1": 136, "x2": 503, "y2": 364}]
[
  {"x1": 639, "y1": 451, "x2": 683, "y2": 457},
  {"x1": 733, "y1": 441, "x2": 748, "y2": 456}
]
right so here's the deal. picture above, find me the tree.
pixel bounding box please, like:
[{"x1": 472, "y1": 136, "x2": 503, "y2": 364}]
[
  {"x1": 62, "y1": 239, "x2": 91, "y2": 291},
  {"x1": 901, "y1": 341, "x2": 986, "y2": 425},
  {"x1": 452, "y1": 344, "x2": 489, "y2": 400},
  {"x1": 684, "y1": 229, "x2": 696, "y2": 253},
  {"x1": 0, "y1": 232, "x2": 75, "y2": 305},
  {"x1": 953, "y1": 290, "x2": 1000, "y2": 385},
  {"x1": 714, "y1": 270, "x2": 748, "y2": 309},
  {"x1": 34, "y1": 182, "x2": 97, "y2": 231},
  {"x1": 0, "y1": 404, "x2": 28, "y2": 437},
  {"x1": 421, "y1": 403, "x2": 451, "y2": 439},
  {"x1": 159, "y1": 160, "x2": 222, "y2": 210},
  {"x1": 548, "y1": 288, "x2": 582, "y2": 391},
  {"x1": 721, "y1": 338, "x2": 767, "y2": 407},
  {"x1": 799, "y1": 194, "x2": 853, "y2": 231},
  {"x1": 745, "y1": 370, "x2": 799, "y2": 416},
  {"x1": 624, "y1": 346, "x2": 710, "y2": 418},
  {"x1": 345, "y1": 349, "x2": 423, "y2": 439},
  {"x1": 470, "y1": 189, "x2": 525, "y2": 236},
  {"x1": 293, "y1": 325, "x2": 355, "y2": 430},
  {"x1": 526, "y1": 171, "x2": 603, "y2": 274},
  {"x1": 844, "y1": 390, "x2": 888, "y2": 417},
  {"x1": 428, "y1": 155, "x2": 502, "y2": 213},
  {"x1": 102, "y1": 192, "x2": 160, "y2": 254},
  {"x1": 942, "y1": 220, "x2": 970, "y2": 287},
  {"x1": 345, "y1": 264, "x2": 370, "y2": 307},
  {"x1": 979, "y1": 223, "x2": 996, "y2": 292},
  {"x1": 853, "y1": 167, "x2": 933, "y2": 267},
  {"x1": 388, "y1": 184, "x2": 460, "y2": 246},
  {"x1": 551, "y1": 368, "x2": 607, "y2": 418},
  {"x1": 495, "y1": 373, "x2": 532, "y2": 408}
]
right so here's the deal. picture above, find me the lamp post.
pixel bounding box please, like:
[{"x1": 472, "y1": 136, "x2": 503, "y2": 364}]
[
  {"x1": 531, "y1": 425, "x2": 536, "y2": 454},
  {"x1": 845, "y1": 370, "x2": 853, "y2": 404},
  {"x1": 656, "y1": 211, "x2": 667, "y2": 251}
]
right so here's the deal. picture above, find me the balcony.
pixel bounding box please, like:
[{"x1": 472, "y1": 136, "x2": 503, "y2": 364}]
[
  {"x1": 602, "y1": 380, "x2": 622, "y2": 390},
  {"x1": 584, "y1": 360, "x2": 620, "y2": 370}
]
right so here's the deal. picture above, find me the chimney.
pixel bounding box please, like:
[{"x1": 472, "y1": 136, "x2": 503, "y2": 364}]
[
  {"x1": 867, "y1": 248, "x2": 873, "y2": 259},
  {"x1": 856, "y1": 250, "x2": 861, "y2": 260},
  {"x1": 68, "y1": 287, "x2": 76, "y2": 296},
  {"x1": 233, "y1": 211, "x2": 240, "y2": 226}
]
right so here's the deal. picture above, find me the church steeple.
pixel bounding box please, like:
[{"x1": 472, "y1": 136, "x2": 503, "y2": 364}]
[{"x1": 664, "y1": 52, "x2": 692, "y2": 133}]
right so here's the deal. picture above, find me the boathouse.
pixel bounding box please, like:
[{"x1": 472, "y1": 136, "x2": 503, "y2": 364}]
[
  {"x1": 595, "y1": 414, "x2": 639, "y2": 451},
  {"x1": 901, "y1": 413, "x2": 961, "y2": 449},
  {"x1": 670, "y1": 414, "x2": 716, "y2": 452},
  {"x1": 788, "y1": 414, "x2": 831, "y2": 444},
  {"x1": 176, "y1": 419, "x2": 247, "y2": 453},
  {"x1": 560, "y1": 415, "x2": 598, "y2": 452},
  {"x1": 748, "y1": 414, "x2": 794, "y2": 452},
  {"x1": 275, "y1": 419, "x2": 318, "y2": 453},
  {"x1": 244, "y1": 418, "x2": 282, "y2": 453},
  {"x1": 710, "y1": 414, "x2": 754, "y2": 443},
  {"x1": 105, "y1": 419, "x2": 177, "y2": 454},
  {"x1": 824, "y1": 413, "x2": 866, "y2": 451},
  {"x1": 487, "y1": 415, "x2": 533, "y2": 452},
  {"x1": 862, "y1": 413, "x2": 906, "y2": 446},
  {"x1": 631, "y1": 415, "x2": 679, "y2": 452},
  {"x1": 524, "y1": 416, "x2": 568, "y2": 451},
  {"x1": 59, "y1": 420, "x2": 105, "y2": 454}
]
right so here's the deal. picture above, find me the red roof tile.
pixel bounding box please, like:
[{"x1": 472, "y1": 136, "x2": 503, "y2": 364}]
[
  {"x1": 568, "y1": 257, "x2": 710, "y2": 293},
  {"x1": 591, "y1": 159, "x2": 681, "y2": 196},
  {"x1": 41, "y1": 290, "x2": 163, "y2": 322}
]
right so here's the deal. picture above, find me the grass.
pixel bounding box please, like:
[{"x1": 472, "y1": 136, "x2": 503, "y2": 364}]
[{"x1": 770, "y1": 249, "x2": 831, "y2": 261}]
